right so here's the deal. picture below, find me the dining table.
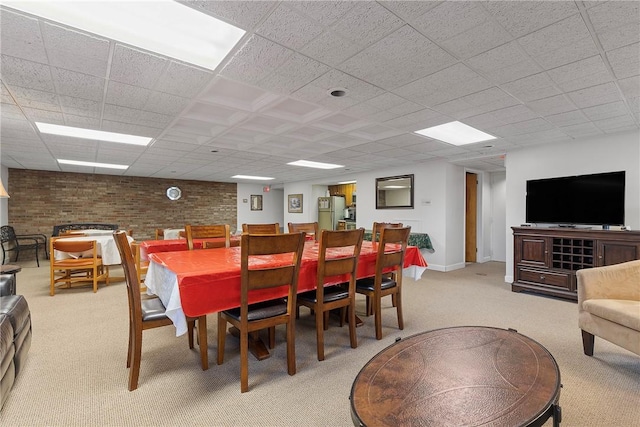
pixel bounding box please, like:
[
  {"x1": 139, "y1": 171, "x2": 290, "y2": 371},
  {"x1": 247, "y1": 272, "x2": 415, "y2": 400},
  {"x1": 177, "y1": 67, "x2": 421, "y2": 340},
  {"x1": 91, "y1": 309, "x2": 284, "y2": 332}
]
[{"x1": 144, "y1": 240, "x2": 428, "y2": 338}]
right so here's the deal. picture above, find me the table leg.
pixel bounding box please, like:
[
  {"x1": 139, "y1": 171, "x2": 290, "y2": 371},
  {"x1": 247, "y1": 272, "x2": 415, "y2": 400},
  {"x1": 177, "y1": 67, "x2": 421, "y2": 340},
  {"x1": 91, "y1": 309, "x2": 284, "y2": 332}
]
[{"x1": 228, "y1": 327, "x2": 271, "y2": 360}]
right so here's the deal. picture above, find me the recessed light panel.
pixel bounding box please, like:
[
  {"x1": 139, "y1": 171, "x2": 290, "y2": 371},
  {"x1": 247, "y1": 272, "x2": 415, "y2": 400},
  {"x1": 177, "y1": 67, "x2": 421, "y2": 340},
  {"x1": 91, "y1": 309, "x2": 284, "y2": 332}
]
[
  {"x1": 58, "y1": 159, "x2": 129, "y2": 170},
  {"x1": 231, "y1": 175, "x2": 275, "y2": 181},
  {"x1": 36, "y1": 123, "x2": 153, "y2": 146},
  {"x1": 4, "y1": 1, "x2": 245, "y2": 71},
  {"x1": 287, "y1": 160, "x2": 344, "y2": 169},
  {"x1": 414, "y1": 121, "x2": 496, "y2": 146}
]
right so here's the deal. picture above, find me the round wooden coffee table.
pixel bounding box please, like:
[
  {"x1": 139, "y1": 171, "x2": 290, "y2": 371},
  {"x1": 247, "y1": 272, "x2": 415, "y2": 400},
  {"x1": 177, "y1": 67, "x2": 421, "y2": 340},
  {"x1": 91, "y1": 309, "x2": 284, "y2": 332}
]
[{"x1": 351, "y1": 326, "x2": 561, "y2": 427}]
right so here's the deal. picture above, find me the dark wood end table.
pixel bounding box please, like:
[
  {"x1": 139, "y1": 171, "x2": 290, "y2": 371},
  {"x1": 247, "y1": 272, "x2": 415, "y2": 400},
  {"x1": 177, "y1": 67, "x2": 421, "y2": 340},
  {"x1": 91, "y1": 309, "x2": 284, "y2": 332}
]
[{"x1": 351, "y1": 326, "x2": 561, "y2": 427}]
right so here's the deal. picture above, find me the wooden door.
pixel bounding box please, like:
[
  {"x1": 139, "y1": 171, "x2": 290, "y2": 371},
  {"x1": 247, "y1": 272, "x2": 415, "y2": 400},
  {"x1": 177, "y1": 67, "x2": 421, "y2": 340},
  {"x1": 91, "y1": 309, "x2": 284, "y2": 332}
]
[{"x1": 465, "y1": 172, "x2": 477, "y2": 262}]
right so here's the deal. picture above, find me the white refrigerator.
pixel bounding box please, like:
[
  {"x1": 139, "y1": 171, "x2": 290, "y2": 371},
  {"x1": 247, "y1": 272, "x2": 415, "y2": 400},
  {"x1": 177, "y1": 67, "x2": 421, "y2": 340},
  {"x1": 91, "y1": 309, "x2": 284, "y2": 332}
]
[{"x1": 318, "y1": 196, "x2": 346, "y2": 231}]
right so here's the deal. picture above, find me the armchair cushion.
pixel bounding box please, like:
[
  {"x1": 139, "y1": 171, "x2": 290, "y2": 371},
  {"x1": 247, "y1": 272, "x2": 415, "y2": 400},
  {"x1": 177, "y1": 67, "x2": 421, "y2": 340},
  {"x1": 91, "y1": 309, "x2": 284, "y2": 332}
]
[{"x1": 582, "y1": 299, "x2": 640, "y2": 331}]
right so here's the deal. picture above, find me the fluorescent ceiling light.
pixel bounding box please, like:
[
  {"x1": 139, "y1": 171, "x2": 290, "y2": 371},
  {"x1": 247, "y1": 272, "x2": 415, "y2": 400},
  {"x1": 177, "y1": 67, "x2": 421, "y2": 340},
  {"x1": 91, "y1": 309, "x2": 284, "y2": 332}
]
[
  {"x1": 58, "y1": 159, "x2": 129, "y2": 170},
  {"x1": 338, "y1": 180, "x2": 357, "y2": 184},
  {"x1": 414, "y1": 121, "x2": 496, "y2": 146},
  {"x1": 4, "y1": 1, "x2": 245, "y2": 71},
  {"x1": 232, "y1": 175, "x2": 275, "y2": 181},
  {"x1": 288, "y1": 160, "x2": 344, "y2": 170},
  {"x1": 36, "y1": 122, "x2": 153, "y2": 146}
]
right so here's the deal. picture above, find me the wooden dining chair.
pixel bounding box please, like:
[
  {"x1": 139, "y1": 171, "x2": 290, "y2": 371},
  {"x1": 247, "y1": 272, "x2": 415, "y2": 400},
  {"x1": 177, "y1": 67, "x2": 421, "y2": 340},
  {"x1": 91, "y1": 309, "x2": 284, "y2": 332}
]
[
  {"x1": 371, "y1": 222, "x2": 403, "y2": 242},
  {"x1": 242, "y1": 223, "x2": 280, "y2": 235},
  {"x1": 130, "y1": 241, "x2": 149, "y2": 291},
  {"x1": 356, "y1": 226, "x2": 411, "y2": 340},
  {"x1": 112, "y1": 231, "x2": 208, "y2": 391},
  {"x1": 288, "y1": 222, "x2": 319, "y2": 241},
  {"x1": 185, "y1": 224, "x2": 230, "y2": 250},
  {"x1": 49, "y1": 237, "x2": 109, "y2": 295},
  {"x1": 217, "y1": 232, "x2": 306, "y2": 392},
  {"x1": 154, "y1": 228, "x2": 164, "y2": 240},
  {"x1": 297, "y1": 228, "x2": 364, "y2": 361}
]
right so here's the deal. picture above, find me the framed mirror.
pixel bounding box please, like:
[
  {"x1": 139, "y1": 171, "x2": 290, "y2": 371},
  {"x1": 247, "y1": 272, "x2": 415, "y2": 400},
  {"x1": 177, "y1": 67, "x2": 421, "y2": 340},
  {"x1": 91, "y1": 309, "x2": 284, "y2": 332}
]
[{"x1": 376, "y1": 174, "x2": 414, "y2": 209}]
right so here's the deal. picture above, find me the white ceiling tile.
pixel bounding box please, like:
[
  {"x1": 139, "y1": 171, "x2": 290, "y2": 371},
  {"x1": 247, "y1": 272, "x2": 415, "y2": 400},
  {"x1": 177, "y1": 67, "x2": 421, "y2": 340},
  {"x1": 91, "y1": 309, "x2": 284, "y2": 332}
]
[
  {"x1": 7, "y1": 86, "x2": 59, "y2": 111},
  {"x1": 105, "y1": 81, "x2": 152, "y2": 110},
  {"x1": 0, "y1": 55, "x2": 54, "y2": 92},
  {"x1": 50, "y1": 67, "x2": 105, "y2": 101},
  {"x1": 527, "y1": 94, "x2": 577, "y2": 116},
  {"x1": 587, "y1": 1, "x2": 640, "y2": 50},
  {"x1": 199, "y1": 77, "x2": 281, "y2": 112},
  {"x1": 567, "y1": 82, "x2": 623, "y2": 109},
  {"x1": 256, "y1": 4, "x2": 324, "y2": 50},
  {"x1": 300, "y1": 31, "x2": 363, "y2": 67},
  {"x1": 535, "y1": 36, "x2": 599, "y2": 71},
  {"x1": 220, "y1": 35, "x2": 294, "y2": 85},
  {"x1": 606, "y1": 43, "x2": 640, "y2": 80},
  {"x1": 109, "y1": 44, "x2": 168, "y2": 89},
  {"x1": 561, "y1": 122, "x2": 603, "y2": 138},
  {"x1": 518, "y1": 14, "x2": 591, "y2": 58},
  {"x1": 467, "y1": 41, "x2": 541, "y2": 83},
  {"x1": 41, "y1": 22, "x2": 110, "y2": 77},
  {"x1": 144, "y1": 91, "x2": 190, "y2": 116},
  {"x1": 182, "y1": 102, "x2": 248, "y2": 127},
  {"x1": 58, "y1": 96, "x2": 101, "y2": 118},
  {"x1": 155, "y1": 62, "x2": 214, "y2": 98},
  {"x1": 332, "y1": 1, "x2": 404, "y2": 46},
  {"x1": 413, "y1": 2, "x2": 488, "y2": 43},
  {"x1": 178, "y1": 0, "x2": 277, "y2": 30},
  {"x1": 501, "y1": 72, "x2": 560, "y2": 102},
  {"x1": 240, "y1": 115, "x2": 296, "y2": 135},
  {"x1": 439, "y1": 19, "x2": 512, "y2": 59},
  {"x1": 262, "y1": 97, "x2": 331, "y2": 123},
  {"x1": 63, "y1": 114, "x2": 100, "y2": 129},
  {"x1": 0, "y1": 9, "x2": 47, "y2": 63},
  {"x1": 289, "y1": 1, "x2": 357, "y2": 26},
  {"x1": 581, "y1": 101, "x2": 630, "y2": 121},
  {"x1": 484, "y1": 1, "x2": 578, "y2": 38},
  {"x1": 618, "y1": 76, "x2": 640, "y2": 100},
  {"x1": 541, "y1": 110, "x2": 589, "y2": 127},
  {"x1": 256, "y1": 53, "x2": 331, "y2": 95},
  {"x1": 101, "y1": 120, "x2": 162, "y2": 138}
]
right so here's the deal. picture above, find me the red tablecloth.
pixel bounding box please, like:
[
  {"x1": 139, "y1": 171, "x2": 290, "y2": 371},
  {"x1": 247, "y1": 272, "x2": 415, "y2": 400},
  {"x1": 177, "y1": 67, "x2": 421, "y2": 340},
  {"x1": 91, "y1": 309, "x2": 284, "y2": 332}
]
[
  {"x1": 140, "y1": 236, "x2": 241, "y2": 259},
  {"x1": 148, "y1": 241, "x2": 427, "y2": 318}
]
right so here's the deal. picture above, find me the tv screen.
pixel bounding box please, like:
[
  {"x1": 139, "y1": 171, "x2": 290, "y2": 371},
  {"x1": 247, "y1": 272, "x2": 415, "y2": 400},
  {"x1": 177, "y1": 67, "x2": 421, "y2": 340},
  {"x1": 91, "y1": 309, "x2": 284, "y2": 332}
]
[{"x1": 526, "y1": 171, "x2": 625, "y2": 226}]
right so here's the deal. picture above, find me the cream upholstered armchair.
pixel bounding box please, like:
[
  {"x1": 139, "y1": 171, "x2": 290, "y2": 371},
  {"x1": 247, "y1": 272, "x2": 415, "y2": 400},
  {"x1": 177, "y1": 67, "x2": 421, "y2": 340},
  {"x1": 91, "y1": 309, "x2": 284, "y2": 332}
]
[{"x1": 577, "y1": 260, "x2": 640, "y2": 357}]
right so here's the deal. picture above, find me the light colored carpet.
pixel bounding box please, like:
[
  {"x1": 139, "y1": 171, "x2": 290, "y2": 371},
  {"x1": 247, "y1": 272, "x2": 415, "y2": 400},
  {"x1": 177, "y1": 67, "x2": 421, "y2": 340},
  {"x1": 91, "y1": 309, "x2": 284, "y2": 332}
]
[{"x1": 1, "y1": 260, "x2": 639, "y2": 426}]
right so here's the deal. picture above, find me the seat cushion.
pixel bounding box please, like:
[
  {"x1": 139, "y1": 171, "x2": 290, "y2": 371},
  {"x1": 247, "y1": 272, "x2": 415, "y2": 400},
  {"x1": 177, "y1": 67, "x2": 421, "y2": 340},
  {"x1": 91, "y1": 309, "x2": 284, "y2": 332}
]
[
  {"x1": 583, "y1": 299, "x2": 640, "y2": 331},
  {"x1": 141, "y1": 297, "x2": 169, "y2": 322},
  {"x1": 356, "y1": 276, "x2": 396, "y2": 292},
  {"x1": 224, "y1": 299, "x2": 287, "y2": 321},
  {"x1": 298, "y1": 285, "x2": 349, "y2": 304}
]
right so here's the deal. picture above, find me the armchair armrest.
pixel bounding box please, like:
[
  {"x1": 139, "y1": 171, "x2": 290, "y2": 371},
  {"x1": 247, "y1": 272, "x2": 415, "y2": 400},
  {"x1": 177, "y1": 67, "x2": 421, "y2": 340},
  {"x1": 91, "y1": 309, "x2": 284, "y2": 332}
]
[{"x1": 577, "y1": 260, "x2": 640, "y2": 309}]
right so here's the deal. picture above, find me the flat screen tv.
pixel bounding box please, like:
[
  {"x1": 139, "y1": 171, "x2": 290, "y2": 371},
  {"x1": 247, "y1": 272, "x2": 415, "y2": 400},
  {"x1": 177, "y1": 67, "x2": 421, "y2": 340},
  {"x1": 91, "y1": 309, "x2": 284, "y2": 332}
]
[{"x1": 526, "y1": 171, "x2": 625, "y2": 226}]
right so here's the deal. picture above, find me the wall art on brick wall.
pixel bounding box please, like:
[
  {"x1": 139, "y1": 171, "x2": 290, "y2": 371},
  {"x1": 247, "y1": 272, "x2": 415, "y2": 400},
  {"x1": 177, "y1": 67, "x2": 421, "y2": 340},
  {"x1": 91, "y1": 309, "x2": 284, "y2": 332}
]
[
  {"x1": 288, "y1": 194, "x2": 302, "y2": 213},
  {"x1": 250, "y1": 194, "x2": 262, "y2": 211}
]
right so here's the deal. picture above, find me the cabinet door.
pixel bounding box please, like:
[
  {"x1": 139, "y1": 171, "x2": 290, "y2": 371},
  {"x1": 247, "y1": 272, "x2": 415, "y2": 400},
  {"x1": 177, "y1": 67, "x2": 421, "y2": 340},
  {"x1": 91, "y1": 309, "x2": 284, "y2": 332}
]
[
  {"x1": 597, "y1": 241, "x2": 640, "y2": 266},
  {"x1": 515, "y1": 235, "x2": 550, "y2": 268}
]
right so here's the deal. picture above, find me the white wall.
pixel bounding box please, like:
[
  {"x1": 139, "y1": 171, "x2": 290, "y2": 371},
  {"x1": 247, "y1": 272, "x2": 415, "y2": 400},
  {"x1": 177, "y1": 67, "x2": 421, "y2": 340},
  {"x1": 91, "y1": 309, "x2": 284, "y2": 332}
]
[
  {"x1": 490, "y1": 171, "x2": 507, "y2": 262},
  {"x1": 236, "y1": 184, "x2": 284, "y2": 232},
  {"x1": 504, "y1": 130, "x2": 640, "y2": 282}
]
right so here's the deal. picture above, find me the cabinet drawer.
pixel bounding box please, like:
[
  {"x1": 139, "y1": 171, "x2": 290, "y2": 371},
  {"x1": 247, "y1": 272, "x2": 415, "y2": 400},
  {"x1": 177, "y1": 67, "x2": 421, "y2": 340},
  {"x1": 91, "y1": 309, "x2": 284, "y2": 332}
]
[{"x1": 517, "y1": 268, "x2": 571, "y2": 290}]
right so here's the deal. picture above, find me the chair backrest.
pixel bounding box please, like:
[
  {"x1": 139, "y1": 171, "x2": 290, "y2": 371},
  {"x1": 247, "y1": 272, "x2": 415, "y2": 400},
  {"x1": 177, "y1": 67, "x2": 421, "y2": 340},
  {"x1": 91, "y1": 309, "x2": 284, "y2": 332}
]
[
  {"x1": 0, "y1": 225, "x2": 16, "y2": 244},
  {"x1": 374, "y1": 226, "x2": 411, "y2": 281},
  {"x1": 288, "y1": 222, "x2": 319, "y2": 241},
  {"x1": 242, "y1": 223, "x2": 280, "y2": 235},
  {"x1": 155, "y1": 229, "x2": 164, "y2": 240},
  {"x1": 240, "y1": 232, "x2": 305, "y2": 316},
  {"x1": 185, "y1": 224, "x2": 231, "y2": 250},
  {"x1": 51, "y1": 237, "x2": 98, "y2": 255},
  {"x1": 113, "y1": 231, "x2": 143, "y2": 324},
  {"x1": 317, "y1": 228, "x2": 364, "y2": 292},
  {"x1": 372, "y1": 222, "x2": 404, "y2": 243},
  {"x1": 129, "y1": 240, "x2": 148, "y2": 285}
]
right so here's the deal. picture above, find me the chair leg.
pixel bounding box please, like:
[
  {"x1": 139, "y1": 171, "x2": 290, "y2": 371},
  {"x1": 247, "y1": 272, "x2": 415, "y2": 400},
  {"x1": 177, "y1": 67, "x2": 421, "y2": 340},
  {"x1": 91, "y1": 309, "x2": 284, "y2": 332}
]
[
  {"x1": 348, "y1": 301, "x2": 357, "y2": 349},
  {"x1": 267, "y1": 327, "x2": 275, "y2": 349},
  {"x1": 323, "y1": 311, "x2": 330, "y2": 331},
  {"x1": 128, "y1": 327, "x2": 143, "y2": 391},
  {"x1": 395, "y1": 290, "x2": 404, "y2": 331},
  {"x1": 198, "y1": 316, "x2": 208, "y2": 370},
  {"x1": 93, "y1": 266, "x2": 98, "y2": 293},
  {"x1": 316, "y1": 307, "x2": 325, "y2": 361},
  {"x1": 187, "y1": 319, "x2": 195, "y2": 349},
  {"x1": 286, "y1": 318, "x2": 296, "y2": 376},
  {"x1": 240, "y1": 327, "x2": 249, "y2": 393},
  {"x1": 216, "y1": 313, "x2": 226, "y2": 365},
  {"x1": 374, "y1": 295, "x2": 382, "y2": 340},
  {"x1": 126, "y1": 320, "x2": 133, "y2": 368},
  {"x1": 582, "y1": 330, "x2": 595, "y2": 356},
  {"x1": 35, "y1": 245, "x2": 39, "y2": 267}
]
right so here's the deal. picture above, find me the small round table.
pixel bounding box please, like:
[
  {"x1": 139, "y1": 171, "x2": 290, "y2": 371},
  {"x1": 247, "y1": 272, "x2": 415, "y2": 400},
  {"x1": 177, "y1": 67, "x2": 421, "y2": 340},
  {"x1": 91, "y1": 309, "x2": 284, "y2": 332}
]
[{"x1": 350, "y1": 326, "x2": 561, "y2": 427}]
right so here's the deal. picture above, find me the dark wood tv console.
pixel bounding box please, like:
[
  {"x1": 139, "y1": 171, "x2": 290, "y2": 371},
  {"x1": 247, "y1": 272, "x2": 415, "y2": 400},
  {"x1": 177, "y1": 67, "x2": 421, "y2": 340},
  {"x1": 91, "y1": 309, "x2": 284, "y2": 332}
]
[{"x1": 512, "y1": 227, "x2": 640, "y2": 301}]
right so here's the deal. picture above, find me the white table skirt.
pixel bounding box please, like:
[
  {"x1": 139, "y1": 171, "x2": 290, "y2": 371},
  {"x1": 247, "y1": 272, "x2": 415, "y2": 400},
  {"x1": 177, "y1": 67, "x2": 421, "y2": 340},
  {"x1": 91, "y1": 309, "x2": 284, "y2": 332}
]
[
  {"x1": 53, "y1": 234, "x2": 133, "y2": 265},
  {"x1": 145, "y1": 261, "x2": 187, "y2": 336}
]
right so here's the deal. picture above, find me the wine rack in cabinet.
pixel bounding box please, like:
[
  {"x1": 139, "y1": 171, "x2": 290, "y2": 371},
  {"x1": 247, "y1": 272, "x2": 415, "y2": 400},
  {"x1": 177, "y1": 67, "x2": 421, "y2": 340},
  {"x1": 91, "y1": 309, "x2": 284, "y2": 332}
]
[{"x1": 512, "y1": 227, "x2": 640, "y2": 301}]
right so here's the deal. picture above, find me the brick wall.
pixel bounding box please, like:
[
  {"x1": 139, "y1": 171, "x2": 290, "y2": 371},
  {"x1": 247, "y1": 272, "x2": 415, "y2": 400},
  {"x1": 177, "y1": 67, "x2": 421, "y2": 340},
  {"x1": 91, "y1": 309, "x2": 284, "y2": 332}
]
[{"x1": 7, "y1": 169, "x2": 237, "y2": 240}]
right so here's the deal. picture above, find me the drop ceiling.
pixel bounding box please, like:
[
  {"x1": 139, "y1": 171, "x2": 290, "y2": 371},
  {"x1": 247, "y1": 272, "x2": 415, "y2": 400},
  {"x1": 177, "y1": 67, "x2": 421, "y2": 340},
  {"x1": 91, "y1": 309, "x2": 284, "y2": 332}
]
[{"x1": 1, "y1": 1, "x2": 638, "y2": 185}]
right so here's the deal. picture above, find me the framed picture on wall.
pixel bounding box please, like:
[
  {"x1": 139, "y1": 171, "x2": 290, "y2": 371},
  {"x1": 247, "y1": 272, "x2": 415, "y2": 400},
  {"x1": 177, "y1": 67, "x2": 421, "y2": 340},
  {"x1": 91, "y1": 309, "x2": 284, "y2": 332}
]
[
  {"x1": 250, "y1": 195, "x2": 262, "y2": 211},
  {"x1": 288, "y1": 194, "x2": 303, "y2": 213}
]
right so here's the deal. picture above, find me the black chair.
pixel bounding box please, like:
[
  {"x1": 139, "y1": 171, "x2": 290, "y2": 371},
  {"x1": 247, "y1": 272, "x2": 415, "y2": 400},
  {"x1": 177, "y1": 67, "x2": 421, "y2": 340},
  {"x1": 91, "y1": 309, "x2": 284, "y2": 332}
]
[{"x1": 1, "y1": 225, "x2": 47, "y2": 267}]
